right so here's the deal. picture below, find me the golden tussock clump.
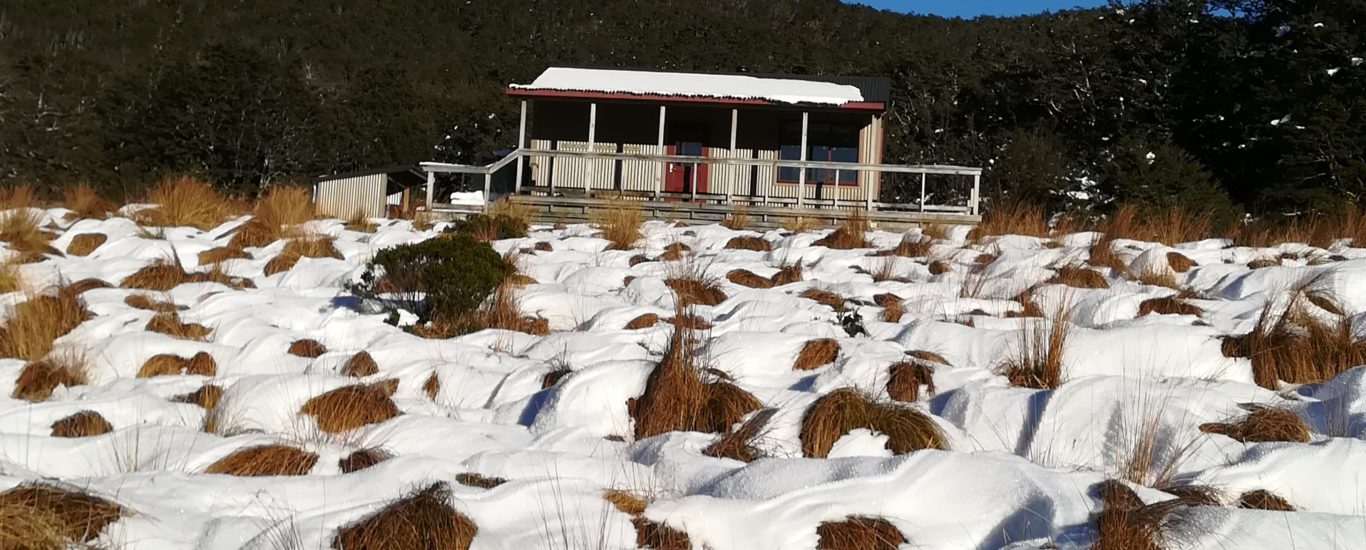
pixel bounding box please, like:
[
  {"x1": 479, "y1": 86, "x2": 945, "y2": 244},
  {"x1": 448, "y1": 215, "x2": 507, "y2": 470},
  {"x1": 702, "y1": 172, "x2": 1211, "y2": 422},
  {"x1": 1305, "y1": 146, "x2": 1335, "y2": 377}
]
[
  {"x1": 339, "y1": 447, "x2": 391, "y2": 474},
  {"x1": 799, "y1": 388, "x2": 948, "y2": 458},
  {"x1": 541, "y1": 368, "x2": 572, "y2": 389},
  {"x1": 477, "y1": 282, "x2": 551, "y2": 336},
  {"x1": 812, "y1": 227, "x2": 870, "y2": 250},
  {"x1": 125, "y1": 294, "x2": 177, "y2": 313},
  {"x1": 1226, "y1": 287, "x2": 1366, "y2": 388},
  {"x1": 661, "y1": 241, "x2": 690, "y2": 262},
  {"x1": 332, "y1": 483, "x2": 478, "y2": 550},
  {"x1": 1047, "y1": 265, "x2": 1110, "y2": 289},
  {"x1": 817, "y1": 516, "x2": 906, "y2": 550},
  {"x1": 0, "y1": 482, "x2": 126, "y2": 549},
  {"x1": 0, "y1": 262, "x2": 22, "y2": 294},
  {"x1": 204, "y1": 444, "x2": 319, "y2": 476},
  {"x1": 664, "y1": 275, "x2": 727, "y2": 307},
  {"x1": 300, "y1": 383, "x2": 400, "y2": 433},
  {"x1": 136, "y1": 175, "x2": 239, "y2": 230},
  {"x1": 721, "y1": 204, "x2": 751, "y2": 230},
  {"x1": 926, "y1": 259, "x2": 952, "y2": 276},
  {"x1": 145, "y1": 311, "x2": 212, "y2": 340},
  {"x1": 172, "y1": 384, "x2": 224, "y2": 409},
  {"x1": 288, "y1": 338, "x2": 327, "y2": 358},
  {"x1": 970, "y1": 201, "x2": 1048, "y2": 239},
  {"x1": 799, "y1": 287, "x2": 845, "y2": 310},
  {"x1": 198, "y1": 246, "x2": 250, "y2": 265},
  {"x1": 423, "y1": 372, "x2": 441, "y2": 400},
  {"x1": 455, "y1": 472, "x2": 508, "y2": 489},
  {"x1": 50, "y1": 410, "x2": 113, "y2": 438},
  {"x1": 624, "y1": 313, "x2": 662, "y2": 330},
  {"x1": 1166, "y1": 252, "x2": 1196, "y2": 273},
  {"x1": 121, "y1": 258, "x2": 252, "y2": 291},
  {"x1": 229, "y1": 185, "x2": 315, "y2": 250},
  {"x1": 344, "y1": 208, "x2": 378, "y2": 233},
  {"x1": 793, "y1": 338, "x2": 839, "y2": 371},
  {"x1": 702, "y1": 408, "x2": 775, "y2": 463},
  {"x1": 726, "y1": 268, "x2": 774, "y2": 289},
  {"x1": 1199, "y1": 404, "x2": 1310, "y2": 443},
  {"x1": 1091, "y1": 480, "x2": 1175, "y2": 550},
  {"x1": 12, "y1": 355, "x2": 88, "y2": 402},
  {"x1": 62, "y1": 182, "x2": 116, "y2": 221},
  {"x1": 630, "y1": 325, "x2": 762, "y2": 440},
  {"x1": 342, "y1": 351, "x2": 380, "y2": 377},
  {"x1": 0, "y1": 191, "x2": 59, "y2": 263},
  {"x1": 65, "y1": 233, "x2": 107, "y2": 256},
  {"x1": 875, "y1": 293, "x2": 905, "y2": 323},
  {"x1": 591, "y1": 198, "x2": 643, "y2": 250},
  {"x1": 603, "y1": 489, "x2": 692, "y2": 550},
  {"x1": 264, "y1": 235, "x2": 343, "y2": 276},
  {"x1": 137, "y1": 351, "x2": 216, "y2": 378},
  {"x1": 771, "y1": 262, "x2": 803, "y2": 286},
  {"x1": 890, "y1": 234, "x2": 932, "y2": 258},
  {"x1": 1237, "y1": 489, "x2": 1295, "y2": 511},
  {"x1": 724, "y1": 236, "x2": 771, "y2": 251},
  {"x1": 1137, "y1": 296, "x2": 1202, "y2": 317},
  {"x1": 998, "y1": 303, "x2": 1073, "y2": 389},
  {"x1": 64, "y1": 278, "x2": 112, "y2": 296},
  {"x1": 0, "y1": 286, "x2": 92, "y2": 361},
  {"x1": 886, "y1": 361, "x2": 935, "y2": 402},
  {"x1": 669, "y1": 313, "x2": 712, "y2": 331}
]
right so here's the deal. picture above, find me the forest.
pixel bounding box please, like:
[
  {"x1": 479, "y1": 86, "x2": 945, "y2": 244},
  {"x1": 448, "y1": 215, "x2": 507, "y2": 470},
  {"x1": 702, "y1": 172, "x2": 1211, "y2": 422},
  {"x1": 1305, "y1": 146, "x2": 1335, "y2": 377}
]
[{"x1": 0, "y1": 0, "x2": 1362, "y2": 221}]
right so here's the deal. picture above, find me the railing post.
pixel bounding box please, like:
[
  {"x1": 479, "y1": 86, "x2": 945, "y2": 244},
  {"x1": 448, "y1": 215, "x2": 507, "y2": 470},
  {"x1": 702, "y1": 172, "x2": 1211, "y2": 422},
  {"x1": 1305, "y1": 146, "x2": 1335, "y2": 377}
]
[
  {"x1": 798, "y1": 111, "x2": 808, "y2": 209},
  {"x1": 728, "y1": 108, "x2": 738, "y2": 205},
  {"x1": 483, "y1": 172, "x2": 492, "y2": 205},
  {"x1": 864, "y1": 168, "x2": 872, "y2": 211},
  {"x1": 691, "y1": 162, "x2": 698, "y2": 203},
  {"x1": 971, "y1": 173, "x2": 982, "y2": 216},
  {"x1": 586, "y1": 102, "x2": 597, "y2": 198},
  {"x1": 515, "y1": 100, "x2": 527, "y2": 195},
  {"x1": 655, "y1": 105, "x2": 666, "y2": 200},
  {"x1": 919, "y1": 172, "x2": 927, "y2": 212},
  {"x1": 425, "y1": 169, "x2": 435, "y2": 211}
]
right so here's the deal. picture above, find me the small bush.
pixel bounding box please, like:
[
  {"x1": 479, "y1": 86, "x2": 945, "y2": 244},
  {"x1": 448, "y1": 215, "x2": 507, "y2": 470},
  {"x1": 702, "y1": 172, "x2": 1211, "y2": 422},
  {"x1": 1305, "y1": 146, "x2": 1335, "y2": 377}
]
[
  {"x1": 332, "y1": 483, "x2": 477, "y2": 550},
  {"x1": 300, "y1": 383, "x2": 400, "y2": 433},
  {"x1": 350, "y1": 234, "x2": 511, "y2": 324},
  {"x1": 799, "y1": 388, "x2": 947, "y2": 458},
  {"x1": 445, "y1": 213, "x2": 527, "y2": 241},
  {"x1": 137, "y1": 175, "x2": 238, "y2": 230},
  {"x1": 204, "y1": 444, "x2": 319, "y2": 476}
]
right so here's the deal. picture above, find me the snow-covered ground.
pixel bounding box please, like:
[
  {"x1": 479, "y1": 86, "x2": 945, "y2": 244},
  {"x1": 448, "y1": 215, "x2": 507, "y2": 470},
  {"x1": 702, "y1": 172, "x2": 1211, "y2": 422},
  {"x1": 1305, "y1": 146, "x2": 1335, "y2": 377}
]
[{"x1": 4, "y1": 207, "x2": 1366, "y2": 549}]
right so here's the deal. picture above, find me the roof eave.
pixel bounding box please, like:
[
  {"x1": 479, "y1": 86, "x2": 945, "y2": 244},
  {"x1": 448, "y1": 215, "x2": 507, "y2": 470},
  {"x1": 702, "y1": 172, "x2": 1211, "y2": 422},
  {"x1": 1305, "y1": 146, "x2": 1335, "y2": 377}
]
[{"x1": 505, "y1": 87, "x2": 885, "y2": 112}]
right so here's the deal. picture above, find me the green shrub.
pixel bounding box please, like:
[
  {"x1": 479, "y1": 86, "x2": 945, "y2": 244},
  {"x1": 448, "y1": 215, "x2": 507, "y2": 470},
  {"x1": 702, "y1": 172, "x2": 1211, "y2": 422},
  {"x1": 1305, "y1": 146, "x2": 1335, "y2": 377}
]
[
  {"x1": 443, "y1": 214, "x2": 527, "y2": 241},
  {"x1": 349, "y1": 234, "x2": 510, "y2": 323}
]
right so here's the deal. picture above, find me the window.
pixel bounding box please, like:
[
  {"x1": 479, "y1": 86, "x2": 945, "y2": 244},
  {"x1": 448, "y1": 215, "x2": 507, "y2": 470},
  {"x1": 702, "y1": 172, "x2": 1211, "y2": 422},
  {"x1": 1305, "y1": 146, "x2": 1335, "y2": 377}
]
[{"x1": 778, "y1": 121, "x2": 861, "y2": 185}]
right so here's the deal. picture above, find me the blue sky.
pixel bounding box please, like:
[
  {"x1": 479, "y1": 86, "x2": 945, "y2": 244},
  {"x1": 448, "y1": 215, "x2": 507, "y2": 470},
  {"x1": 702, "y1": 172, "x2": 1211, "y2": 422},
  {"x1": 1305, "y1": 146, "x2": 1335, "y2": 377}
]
[{"x1": 849, "y1": 0, "x2": 1109, "y2": 18}]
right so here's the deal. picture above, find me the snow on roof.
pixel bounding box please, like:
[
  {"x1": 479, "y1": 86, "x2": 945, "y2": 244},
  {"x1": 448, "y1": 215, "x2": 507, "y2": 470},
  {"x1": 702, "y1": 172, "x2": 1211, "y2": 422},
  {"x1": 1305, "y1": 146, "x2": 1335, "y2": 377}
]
[{"x1": 510, "y1": 67, "x2": 866, "y2": 106}]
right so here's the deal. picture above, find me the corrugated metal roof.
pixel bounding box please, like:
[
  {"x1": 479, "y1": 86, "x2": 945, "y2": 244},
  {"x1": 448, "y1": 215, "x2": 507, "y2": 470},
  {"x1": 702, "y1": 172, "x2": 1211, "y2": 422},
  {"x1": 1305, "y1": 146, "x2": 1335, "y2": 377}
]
[{"x1": 512, "y1": 66, "x2": 890, "y2": 107}]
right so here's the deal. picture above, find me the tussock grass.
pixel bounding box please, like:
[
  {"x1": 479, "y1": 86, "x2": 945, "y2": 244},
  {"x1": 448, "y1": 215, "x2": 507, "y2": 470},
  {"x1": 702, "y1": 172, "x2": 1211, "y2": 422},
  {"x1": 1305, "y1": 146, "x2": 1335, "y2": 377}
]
[
  {"x1": 721, "y1": 204, "x2": 750, "y2": 230},
  {"x1": 889, "y1": 234, "x2": 932, "y2": 258},
  {"x1": 1199, "y1": 404, "x2": 1310, "y2": 443},
  {"x1": 972, "y1": 201, "x2": 1048, "y2": 239},
  {"x1": 0, "y1": 198, "x2": 56, "y2": 262},
  {"x1": 925, "y1": 259, "x2": 951, "y2": 276},
  {"x1": 1092, "y1": 480, "x2": 1172, "y2": 550},
  {"x1": 630, "y1": 323, "x2": 761, "y2": 440},
  {"x1": 172, "y1": 383, "x2": 224, "y2": 409},
  {"x1": 812, "y1": 211, "x2": 871, "y2": 249},
  {"x1": 540, "y1": 367, "x2": 572, "y2": 389},
  {"x1": 1166, "y1": 252, "x2": 1196, "y2": 273},
  {"x1": 145, "y1": 311, "x2": 211, "y2": 340},
  {"x1": 342, "y1": 351, "x2": 379, "y2": 377},
  {"x1": 125, "y1": 294, "x2": 176, "y2": 313},
  {"x1": 62, "y1": 182, "x2": 116, "y2": 221},
  {"x1": 702, "y1": 408, "x2": 776, "y2": 463},
  {"x1": 287, "y1": 338, "x2": 327, "y2": 358},
  {"x1": 782, "y1": 216, "x2": 817, "y2": 234},
  {"x1": 423, "y1": 372, "x2": 441, "y2": 400},
  {"x1": 204, "y1": 444, "x2": 319, "y2": 476},
  {"x1": 12, "y1": 354, "x2": 88, "y2": 401},
  {"x1": 477, "y1": 281, "x2": 551, "y2": 335},
  {"x1": 1137, "y1": 295, "x2": 1202, "y2": 317},
  {"x1": 663, "y1": 263, "x2": 727, "y2": 308},
  {"x1": 332, "y1": 483, "x2": 477, "y2": 550},
  {"x1": 624, "y1": 313, "x2": 661, "y2": 330},
  {"x1": 299, "y1": 383, "x2": 400, "y2": 433},
  {"x1": 454, "y1": 472, "x2": 508, "y2": 489},
  {"x1": 137, "y1": 351, "x2": 216, "y2": 377},
  {"x1": 660, "y1": 241, "x2": 690, "y2": 261},
  {"x1": 137, "y1": 175, "x2": 238, "y2": 230},
  {"x1": 65, "y1": 233, "x2": 107, "y2": 256},
  {"x1": 0, "y1": 482, "x2": 125, "y2": 548},
  {"x1": 121, "y1": 258, "x2": 191, "y2": 291},
  {"x1": 1237, "y1": 489, "x2": 1294, "y2": 511},
  {"x1": 817, "y1": 516, "x2": 906, "y2": 550},
  {"x1": 1046, "y1": 265, "x2": 1110, "y2": 289},
  {"x1": 886, "y1": 360, "x2": 935, "y2": 402},
  {"x1": 0, "y1": 262, "x2": 23, "y2": 294},
  {"x1": 799, "y1": 287, "x2": 845, "y2": 310},
  {"x1": 603, "y1": 489, "x2": 692, "y2": 550},
  {"x1": 344, "y1": 208, "x2": 377, "y2": 233},
  {"x1": 485, "y1": 197, "x2": 533, "y2": 230},
  {"x1": 771, "y1": 262, "x2": 803, "y2": 286},
  {"x1": 799, "y1": 388, "x2": 947, "y2": 458},
  {"x1": 339, "y1": 447, "x2": 391, "y2": 473},
  {"x1": 723, "y1": 235, "x2": 771, "y2": 251},
  {"x1": 198, "y1": 245, "x2": 251, "y2": 265},
  {"x1": 998, "y1": 301, "x2": 1073, "y2": 389},
  {"x1": 793, "y1": 338, "x2": 839, "y2": 371},
  {"x1": 875, "y1": 293, "x2": 905, "y2": 322},
  {"x1": 50, "y1": 410, "x2": 113, "y2": 438},
  {"x1": 264, "y1": 235, "x2": 343, "y2": 276},
  {"x1": 725, "y1": 268, "x2": 773, "y2": 289},
  {"x1": 0, "y1": 285, "x2": 92, "y2": 361},
  {"x1": 1226, "y1": 287, "x2": 1366, "y2": 388},
  {"x1": 591, "y1": 198, "x2": 643, "y2": 250}
]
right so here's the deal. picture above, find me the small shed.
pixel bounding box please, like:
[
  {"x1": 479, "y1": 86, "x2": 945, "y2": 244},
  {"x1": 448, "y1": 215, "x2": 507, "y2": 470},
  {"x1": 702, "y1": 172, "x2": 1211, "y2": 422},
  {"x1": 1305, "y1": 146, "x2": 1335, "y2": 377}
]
[{"x1": 312, "y1": 166, "x2": 427, "y2": 218}]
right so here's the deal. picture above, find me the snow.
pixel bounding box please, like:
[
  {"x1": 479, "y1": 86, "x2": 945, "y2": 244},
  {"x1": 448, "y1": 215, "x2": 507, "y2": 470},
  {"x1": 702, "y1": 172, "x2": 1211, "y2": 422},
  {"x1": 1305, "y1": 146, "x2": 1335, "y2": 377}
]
[
  {"x1": 3, "y1": 206, "x2": 1366, "y2": 549},
  {"x1": 511, "y1": 67, "x2": 866, "y2": 106}
]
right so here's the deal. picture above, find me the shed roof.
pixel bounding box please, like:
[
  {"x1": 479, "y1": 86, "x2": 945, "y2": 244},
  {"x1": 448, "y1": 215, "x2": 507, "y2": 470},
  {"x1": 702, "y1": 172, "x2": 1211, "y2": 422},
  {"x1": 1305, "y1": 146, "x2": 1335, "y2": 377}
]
[{"x1": 508, "y1": 67, "x2": 887, "y2": 110}]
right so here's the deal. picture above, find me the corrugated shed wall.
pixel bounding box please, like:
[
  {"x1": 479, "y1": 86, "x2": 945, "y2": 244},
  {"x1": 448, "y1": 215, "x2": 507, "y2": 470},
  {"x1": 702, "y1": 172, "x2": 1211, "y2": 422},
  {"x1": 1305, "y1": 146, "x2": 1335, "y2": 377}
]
[{"x1": 315, "y1": 174, "x2": 386, "y2": 218}]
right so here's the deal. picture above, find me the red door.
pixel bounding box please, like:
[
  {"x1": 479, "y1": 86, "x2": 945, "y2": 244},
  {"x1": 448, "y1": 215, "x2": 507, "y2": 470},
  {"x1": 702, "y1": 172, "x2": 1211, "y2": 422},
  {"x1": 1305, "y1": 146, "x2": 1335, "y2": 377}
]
[{"x1": 665, "y1": 142, "x2": 709, "y2": 195}]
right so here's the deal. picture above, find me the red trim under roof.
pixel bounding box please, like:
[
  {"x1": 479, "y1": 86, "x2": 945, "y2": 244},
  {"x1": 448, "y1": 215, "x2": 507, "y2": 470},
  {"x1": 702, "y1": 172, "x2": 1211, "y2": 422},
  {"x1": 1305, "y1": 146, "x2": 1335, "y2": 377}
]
[{"x1": 505, "y1": 87, "x2": 885, "y2": 112}]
